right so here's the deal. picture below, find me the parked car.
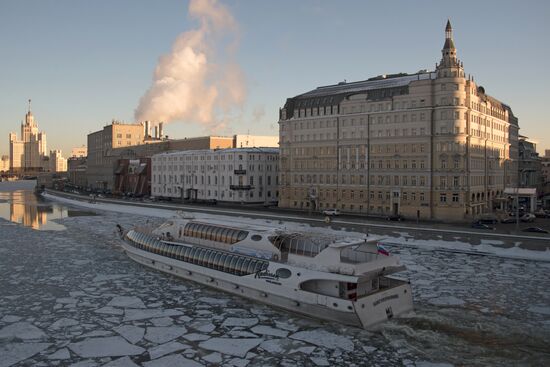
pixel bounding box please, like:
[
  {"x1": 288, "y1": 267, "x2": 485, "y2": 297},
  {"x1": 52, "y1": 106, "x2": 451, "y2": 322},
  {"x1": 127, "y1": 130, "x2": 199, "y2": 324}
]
[
  {"x1": 520, "y1": 213, "x2": 536, "y2": 223},
  {"x1": 471, "y1": 222, "x2": 495, "y2": 230},
  {"x1": 386, "y1": 214, "x2": 404, "y2": 221},
  {"x1": 323, "y1": 208, "x2": 340, "y2": 216},
  {"x1": 522, "y1": 227, "x2": 549, "y2": 234},
  {"x1": 476, "y1": 214, "x2": 498, "y2": 224},
  {"x1": 500, "y1": 217, "x2": 516, "y2": 224}
]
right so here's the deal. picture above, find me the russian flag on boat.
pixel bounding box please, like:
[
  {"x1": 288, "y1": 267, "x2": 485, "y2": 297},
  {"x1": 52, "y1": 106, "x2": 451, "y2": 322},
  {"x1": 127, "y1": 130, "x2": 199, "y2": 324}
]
[{"x1": 377, "y1": 244, "x2": 390, "y2": 256}]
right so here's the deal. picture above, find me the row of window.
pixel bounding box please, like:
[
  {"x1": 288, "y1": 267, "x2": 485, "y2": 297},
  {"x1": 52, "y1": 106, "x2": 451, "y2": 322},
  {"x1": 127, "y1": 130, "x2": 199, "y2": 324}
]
[
  {"x1": 183, "y1": 222, "x2": 248, "y2": 245},
  {"x1": 154, "y1": 154, "x2": 278, "y2": 162},
  {"x1": 126, "y1": 231, "x2": 268, "y2": 276}
]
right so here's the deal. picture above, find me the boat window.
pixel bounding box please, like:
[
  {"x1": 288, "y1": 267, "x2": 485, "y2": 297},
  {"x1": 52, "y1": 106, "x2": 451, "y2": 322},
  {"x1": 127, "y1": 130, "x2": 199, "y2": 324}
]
[
  {"x1": 217, "y1": 253, "x2": 227, "y2": 270},
  {"x1": 207, "y1": 250, "x2": 216, "y2": 267},
  {"x1": 209, "y1": 226, "x2": 218, "y2": 242},
  {"x1": 204, "y1": 225, "x2": 212, "y2": 240},
  {"x1": 203, "y1": 225, "x2": 212, "y2": 241},
  {"x1": 223, "y1": 255, "x2": 233, "y2": 272},
  {"x1": 195, "y1": 248, "x2": 205, "y2": 264},
  {"x1": 211, "y1": 252, "x2": 221, "y2": 270},
  {"x1": 229, "y1": 256, "x2": 239, "y2": 274},
  {"x1": 234, "y1": 257, "x2": 245, "y2": 275},
  {"x1": 219, "y1": 228, "x2": 229, "y2": 244},
  {"x1": 191, "y1": 223, "x2": 198, "y2": 237},
  {"x1": 250, "y1": 234, "x2": 262, "y2": 241},
  {"x1": 276, "y1": 268, "x2": 292, "y2": 279},
  {"x1": 168, "y1": 245, "x2": 177, "y2": 258},
  {"x1": 182, "y1": 246, "x2": 192, "y2": 262},
  {"x1": 237, "y1": 231, "x2": 247, "y2": 242},
  {"x1": 194, "y1": 248, "x2": 203, "y2": 264},
  {"x1": 247, "y1": 260, "x2": 257, "y2": 274},
  {"x1": 200, "y1": 248, "x2": 209, "y2": 265},
  {"x1": 176, "y1": 246, "x2": 185, "y2": 260},
  {"x1": 211, "y1": 227, "x2": 220, "y2": 242},
  {"x1": 240, "y1": 258, "x2": 250, "y2": 274}
]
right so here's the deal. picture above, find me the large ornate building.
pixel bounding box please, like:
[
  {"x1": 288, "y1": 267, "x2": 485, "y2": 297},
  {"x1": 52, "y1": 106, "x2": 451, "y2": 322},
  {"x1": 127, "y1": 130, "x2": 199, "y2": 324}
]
[
  {"x1": 278, "y1": 21, "x2": 519, "y2": 222},
  {"x1": 9, "y1": 101, "x2": 48, "y2": 173}
]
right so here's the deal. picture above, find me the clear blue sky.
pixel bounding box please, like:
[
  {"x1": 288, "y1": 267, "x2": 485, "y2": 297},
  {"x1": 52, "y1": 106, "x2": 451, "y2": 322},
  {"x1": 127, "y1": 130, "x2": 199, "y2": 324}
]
[{"x1": 1, "y1": 0, "x2": 549, "y2": 156}]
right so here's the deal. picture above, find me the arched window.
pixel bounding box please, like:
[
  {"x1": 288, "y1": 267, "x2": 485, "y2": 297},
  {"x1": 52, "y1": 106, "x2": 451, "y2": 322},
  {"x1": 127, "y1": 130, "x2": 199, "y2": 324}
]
[
  {"x1": 237, "y1": 231, "x2": 247, "y2": 242},
  {"x1": 234, "y1": 257, "x2": 245, "y2": 275},
  {"x1": 212, "y1": 251, "x2": 222, "y2": 270},
  {"x1": 223, "y1": 255, "x2": 234, "y2": 272},
  {"x1": 229, "y1": 256, "x2": 239, "y2": 274}
]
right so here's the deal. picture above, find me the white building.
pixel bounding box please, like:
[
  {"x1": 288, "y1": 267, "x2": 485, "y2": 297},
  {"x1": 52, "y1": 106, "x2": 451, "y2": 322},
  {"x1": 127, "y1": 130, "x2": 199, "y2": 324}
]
[{"x1": 152, "y1": 148, "x2": 279, "y2": 204}]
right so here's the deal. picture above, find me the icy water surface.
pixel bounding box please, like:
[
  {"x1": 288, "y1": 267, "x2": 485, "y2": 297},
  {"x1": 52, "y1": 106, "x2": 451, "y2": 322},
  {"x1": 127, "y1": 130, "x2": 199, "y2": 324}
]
[
  {"x1": 1, "y1": 182, "x2": 549, "y2": 366},
  {"x1": 0, "y1": 181, "x2": 96, "y2": 231}
]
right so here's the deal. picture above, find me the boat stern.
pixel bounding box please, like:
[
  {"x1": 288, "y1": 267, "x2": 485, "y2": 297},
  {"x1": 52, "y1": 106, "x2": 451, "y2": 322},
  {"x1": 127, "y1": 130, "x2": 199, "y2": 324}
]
[{"x1": 353, "y1": 280, "x2": 413, "y2": 329}]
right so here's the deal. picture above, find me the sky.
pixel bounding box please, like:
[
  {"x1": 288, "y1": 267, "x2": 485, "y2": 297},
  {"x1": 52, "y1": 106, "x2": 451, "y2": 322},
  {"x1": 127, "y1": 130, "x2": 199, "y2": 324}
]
[{"x1": 1, "y1": 0, "x2": 549, "y2": 157}]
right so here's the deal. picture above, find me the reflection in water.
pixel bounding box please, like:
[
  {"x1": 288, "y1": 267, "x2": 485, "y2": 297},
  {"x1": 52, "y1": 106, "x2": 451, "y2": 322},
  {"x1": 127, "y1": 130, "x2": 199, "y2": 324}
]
[
  {"x1": 0, "y1": 181, "x2": 96, "y2": 231},
  {"x1": 0, "y1": 189, "x2": 66, "y2": 230}
]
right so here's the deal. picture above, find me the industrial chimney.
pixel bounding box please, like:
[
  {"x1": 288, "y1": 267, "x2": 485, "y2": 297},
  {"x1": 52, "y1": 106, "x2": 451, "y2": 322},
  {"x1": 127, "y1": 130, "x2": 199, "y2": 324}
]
[
  {"x1": 154, "y1": 126, "x2": 159, "y2": 139},
  {"x1": 144, "y1": 121, "x2": 150, "y2": 138},
  {"x1": 159, "y1": 122, "x2": 164, "y2": 139}
]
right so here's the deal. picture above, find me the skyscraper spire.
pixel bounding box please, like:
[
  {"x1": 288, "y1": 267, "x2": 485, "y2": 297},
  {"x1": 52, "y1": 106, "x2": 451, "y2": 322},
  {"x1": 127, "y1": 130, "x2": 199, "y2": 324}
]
[{"x1": 28, "y1": 99, "x2": 31, "y2": 113}]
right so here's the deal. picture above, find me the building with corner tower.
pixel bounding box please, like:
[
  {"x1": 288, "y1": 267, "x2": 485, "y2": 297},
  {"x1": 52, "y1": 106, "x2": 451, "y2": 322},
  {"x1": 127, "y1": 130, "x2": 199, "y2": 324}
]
[{"x1": 278, "y1": 21, "x2": 519, "y2": 222}]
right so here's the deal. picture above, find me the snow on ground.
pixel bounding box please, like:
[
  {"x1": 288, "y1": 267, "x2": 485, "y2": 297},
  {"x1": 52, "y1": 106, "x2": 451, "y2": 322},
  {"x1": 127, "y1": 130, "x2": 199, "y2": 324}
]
[{"x1": 43, "y1": 193, "x2": 550, "y2": 262}]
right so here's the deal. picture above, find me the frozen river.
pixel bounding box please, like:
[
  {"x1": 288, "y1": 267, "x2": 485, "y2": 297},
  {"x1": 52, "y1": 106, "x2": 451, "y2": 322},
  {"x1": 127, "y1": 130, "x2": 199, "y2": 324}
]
[{"x1": 1, "y1": 181, "x2": 549, "y2": 366}]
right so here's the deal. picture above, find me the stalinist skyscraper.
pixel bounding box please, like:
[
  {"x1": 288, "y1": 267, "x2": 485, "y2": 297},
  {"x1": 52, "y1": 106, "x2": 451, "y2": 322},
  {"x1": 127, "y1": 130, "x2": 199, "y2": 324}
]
[{"x1": 9, "y1": 100, "x2": 48, "y2": 173}]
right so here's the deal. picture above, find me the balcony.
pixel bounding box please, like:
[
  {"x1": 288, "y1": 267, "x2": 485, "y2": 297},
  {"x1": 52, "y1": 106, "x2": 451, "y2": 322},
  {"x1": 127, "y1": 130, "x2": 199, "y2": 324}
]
[
  {"x1": 234, "y1": 169, "x2": 247, "y2": 175},
  {"x1": 230, "y1": 184, "x2": 253, "y2": 190}
]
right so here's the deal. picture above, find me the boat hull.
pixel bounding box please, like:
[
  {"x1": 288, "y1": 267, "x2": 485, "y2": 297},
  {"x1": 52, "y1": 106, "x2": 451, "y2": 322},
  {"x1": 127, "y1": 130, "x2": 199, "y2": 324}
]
[{"x1": 121, "y1": 240, "x2": 413, "y2": 329}]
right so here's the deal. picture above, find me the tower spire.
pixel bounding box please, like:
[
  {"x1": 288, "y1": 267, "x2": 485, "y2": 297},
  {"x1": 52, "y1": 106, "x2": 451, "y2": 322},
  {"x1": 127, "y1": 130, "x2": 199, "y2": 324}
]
[
  {"x1": 443, "y1": 19, "x2": 455, "y2": 50},
  {"x1": 436, "y1": 19, "x2": 463, "y2": 77},
  {"x1": 28, "y1": 99, "x2": 31, "y2": 113}
]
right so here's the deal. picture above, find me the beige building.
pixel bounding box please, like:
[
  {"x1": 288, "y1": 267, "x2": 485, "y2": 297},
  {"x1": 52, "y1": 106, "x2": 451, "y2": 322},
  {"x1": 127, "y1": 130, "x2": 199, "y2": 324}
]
[
  {"x1": 234, "y1": 134, "x2": 279, "y2": 148},
  {"x1": 71, "y1": 146, "x2": 87, "y2": 158},
  {"x1": 9, "y1": 101, "x2": 48, "y2": 173},
  {"x1": 0, "y1": 155, "x2": 9, "y2": 172},
  {"x1": 49, "y1": 150, "x2": 68, "y2": 172},
  {"x1": 87, "y1": 120, "x2": 148, "y2": 190},
  {"x1": 278, "y1": 21, "x2": 519, "y2": 222}
]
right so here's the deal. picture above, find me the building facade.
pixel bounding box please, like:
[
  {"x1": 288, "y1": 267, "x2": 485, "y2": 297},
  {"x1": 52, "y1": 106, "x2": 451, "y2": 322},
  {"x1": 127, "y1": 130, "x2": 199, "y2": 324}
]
[
  {"x1": 151, "y1": 148, "x2": 279, "y2": 204},
  {"x1": 278, "y1": 21, "x2": 519, "y2": 222},
  {"x1": 233, "y1": 135, "x2": 279, "y2": 148},
  {"x1": 71, "y1": 146, "x2": 87, "y2": 158},
  {"x1": 49, "y1": 150, "x2": 68, "y2": 172},
  {"x1": 9, "y1": 101, "x2": 48, "y2": 173},
  {"x1": 86, "y1": 120, "x2": 147, "y2": 190},
  {"x1": 518, "y1": 136, "x2": 542, "y2": 191},
  {"x1": 0, "y1": 155, "x2": 9, "y2": 172},
  {"x1": 67, "y1": 157, "x2": 87, "y2": 188}
]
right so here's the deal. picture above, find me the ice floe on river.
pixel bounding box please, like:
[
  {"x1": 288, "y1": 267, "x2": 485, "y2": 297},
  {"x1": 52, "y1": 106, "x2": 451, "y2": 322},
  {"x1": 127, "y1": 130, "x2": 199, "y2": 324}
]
[{"x1": 0, "y1": 190, "x2": 547, "y2": 366}]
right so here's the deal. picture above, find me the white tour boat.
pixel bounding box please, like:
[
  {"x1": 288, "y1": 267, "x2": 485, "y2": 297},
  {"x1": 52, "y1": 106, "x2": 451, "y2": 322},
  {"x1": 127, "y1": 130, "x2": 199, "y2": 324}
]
[{"x1": 121, "y1": 214, "x2": 414, "y2": 329}]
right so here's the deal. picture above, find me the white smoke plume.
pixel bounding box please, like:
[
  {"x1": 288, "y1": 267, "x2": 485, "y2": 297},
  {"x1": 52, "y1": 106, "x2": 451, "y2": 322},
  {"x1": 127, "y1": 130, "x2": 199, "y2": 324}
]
[{"x1": 135, "y1": 0, "x2": 246, "y2": 130}]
